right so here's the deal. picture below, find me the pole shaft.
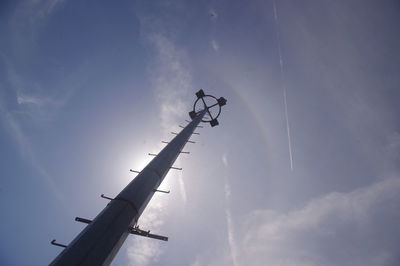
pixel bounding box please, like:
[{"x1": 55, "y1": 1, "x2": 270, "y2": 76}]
[{"x1": 51, "y1": 110, "x2": 206, "y2": 266}]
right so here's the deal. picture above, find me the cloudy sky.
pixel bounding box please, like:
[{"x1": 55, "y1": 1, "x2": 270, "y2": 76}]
[{"x1": 1, "y1": 0, "x2": 400, "y2": 265}]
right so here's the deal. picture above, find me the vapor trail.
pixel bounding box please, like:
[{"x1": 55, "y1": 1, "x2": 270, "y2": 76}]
[
  {"x1": 273, "y1": 0, "x2": 294, "y2": 171},
  {"x1": 222, "y1": 153, "x2": 238, "y2": 266}
]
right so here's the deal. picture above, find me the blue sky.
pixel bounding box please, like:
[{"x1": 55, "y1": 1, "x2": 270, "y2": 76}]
[{"x1": 1, "y1": 0, "x2": 400, "y2": 265}]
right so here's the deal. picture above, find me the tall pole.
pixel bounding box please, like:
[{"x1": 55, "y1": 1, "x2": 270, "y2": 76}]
[{"x1": 50, "y1": 90, "x2": 226, "y2": 265}]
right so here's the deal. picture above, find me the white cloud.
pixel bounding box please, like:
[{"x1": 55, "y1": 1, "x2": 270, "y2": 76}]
[
  {"x1": 222, "y1": 152, "x2": 228, "y2": 167},
  {"x1": 126, "y1": 201, "x2": 165, "y2": 266},
  {"x1": 17, "y1": 93, "x2": 48, "y2": 106},
  {"x1": 225, "y1": 208, "x2": 238, "y2": 266},
  {"x1": 0, "y1": 1, "x2": 72, "y2": 205},
  {"x1": 127, "y1": 238, "x2": 163, "y2": 266},
  {"x1": 16, "y1": 0, "x2": 65, "y2": 24},
  {"x1": 10, "y1": 0, "x2": 65, "y2": 40},
  {"x1": 0, "y1": 111, "x2": 65, "y2": 203},
  {"x1": 126, "y1": 10, "x2": 195, "y2": 263},
  {"x1": 211, "y1": 40, "x2": 219, "y2": 52},
  {"x1": 1, "y1": 48, "x2": 77, "y2": 122},
  {"x1": 190, "y1": 257, "x2": 203, "y2": 266},
  {"x1": 178, "y1": 170, "x2": 187, "y2": 204},
  {"x1": 6, "y1": 0, "x2": 66, "y2": 71},
  {"x1": 147, "y1": 32, "x2": 193, "y2": 130},
  {"x1": 221, "y1": 152, "x2": 238, "y2": 266},
  {"x1": 194, "y1": 178, "x2": 400, "y2": 266},
  {"x1": 238, "y1": 178, "x2": 400, "y2": 266}
]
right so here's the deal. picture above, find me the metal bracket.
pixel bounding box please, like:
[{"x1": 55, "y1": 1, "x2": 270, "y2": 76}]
[
  {"x1": 210, "y1": 119, "x2": 219, "y2": 127},
  {"x1": 101, "y1": 194, "x2": 114, "y2": 200},
  {"x1": 170, "y1": 166, "x2": 182, "y2": 170},
  {"x1": 130, "y1": 226, "x2": 168, "y2": 242},
  {"x1": 180, "y1": 151, "x2": 190, "y2": 154},
  {"x1": 75, "y1": 217, "x2": 92, "y2": 224},
  {"x1": 73, "y1": 217, "x2": 168, "y2": 241},
  {"x1": 161, "y1": 141, "x2": 169, "y2": 144},
  {"x1": 148, "y1": 153, "x2": 157, "y2": 156},
  {"x1": 192, "y1": 132, "x2": 200, "y2": 135},
  {"x1": 187, "y1": 140, "x2": 196, "y2": 144},
  {"x1": 196, "y1": 89, "x2": 205, "y2": 98},
  {"x1": 153, "y1": 189, "x2": 170, "y2": 194},
  {"x1": 171, "y1": 132, "x2": 178, "y2": 135},
  {"x1": 51, "y1": 239, "x2": 67, "y2": 248},
  {"x1": 129, "y1": 169, "x2": 141, "y2": 173}
]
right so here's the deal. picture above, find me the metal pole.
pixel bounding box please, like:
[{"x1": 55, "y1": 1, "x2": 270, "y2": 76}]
[{"x1": 50, "y1": 110, "x2": 206, "y2": 266}]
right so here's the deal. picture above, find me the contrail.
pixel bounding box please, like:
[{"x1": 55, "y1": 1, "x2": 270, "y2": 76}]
[
  {"x1": 222, "y1": 153, "x2": 238, "y2": 266},
  {"x1": 273, "y1": 0, "x2": 294, "y2": 171}
]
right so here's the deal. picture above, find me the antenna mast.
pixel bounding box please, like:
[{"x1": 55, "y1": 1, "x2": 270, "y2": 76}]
[{"x1": 50, "y1": 90, "x2": 227, "y2": 265}]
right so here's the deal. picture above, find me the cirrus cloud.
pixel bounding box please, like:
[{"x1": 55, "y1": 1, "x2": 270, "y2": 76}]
[{"x1": 194, "y1": 177, "x2": 400, "y2": 266}]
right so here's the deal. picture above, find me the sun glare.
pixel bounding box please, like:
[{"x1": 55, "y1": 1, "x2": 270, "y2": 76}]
[{"x1": 114, "y1": 145, "x2": 175, "y2": 198}]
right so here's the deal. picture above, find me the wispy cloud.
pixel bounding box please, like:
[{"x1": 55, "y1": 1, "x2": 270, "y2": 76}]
[
  {"x1": 0, "y1": 0, "x2": 73, "y2": 205},
  {"x1": 225, "y1": 209, "x2": 238, "y2": 266},
  {"x1": 211, "y1": 40, "x2": 220, "y2": 52},
  {"x1": 237, "y1": 178, "x2": 400, "y2": 266},
  {"x1": 127, "y1": 239, "x2": 163, "y2": 266},
  {"x1": 191, "y1": 152, "x2": 238, "y2": 266},
  {"x1": 126, "y1": 201, "x2": 165, "y2": 266},
  {"x1": 135, "y1": 2, "x2": 194, "y2": 129},
  {"x1": 17, "y1": 93, "x2": 48, "y2": 106},
  {"x1": 146, "y1": 32, "x2": 193, "y2": 130},
  {"x1": 0, "y1": 110, "x2": 65, "y2": 204},
  {"x1": 8, "y1": 0, "x2": 65, "y2": 60},
  {"x1": 177, "y1": 164, "x2": 188, "y2": 204},
  {"x1": 13, "y1": 0, "x2": 65, "y2": 25},
  {"x1": 194, "y1": 177, "x2": 400, "y2": 266},
  {"x1": 1, "y1": 47, "x2": 83, "y2": 121},
  {"x1": 0, "y1": 58, "x2": 80, "y2": 204},
  {"x1": 222, "y1": 153, "x2": 228, "y2": 167},
  {"x1": 0, "y1": 57, "x2": 67, "y2": 205},
  {"x1": 127, "y1": 3, "x2": 195, "y2": 264},
  {"x1": 2, "y1": 0, "x2": 70, "y2": 122},
  {"x1": 222, "y1": 152, "x2": 238, "y2": 266}
]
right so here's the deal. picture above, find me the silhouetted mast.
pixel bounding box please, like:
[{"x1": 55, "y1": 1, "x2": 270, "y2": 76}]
[{"x1": 50, "y1": 90, "x2": 227, "y2": 265}]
